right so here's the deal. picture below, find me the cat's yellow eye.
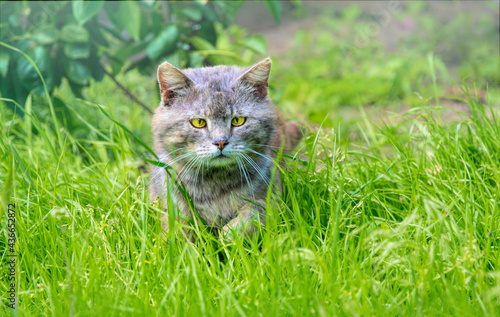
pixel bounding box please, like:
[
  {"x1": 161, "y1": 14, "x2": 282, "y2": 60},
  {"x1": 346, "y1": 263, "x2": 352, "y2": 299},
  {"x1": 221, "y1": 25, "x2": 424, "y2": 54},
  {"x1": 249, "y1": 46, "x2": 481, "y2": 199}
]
[
  {"x1": 190, "y1": 118, "x2": 206, "y2": 128},
  {"x1": 231, "y1": 117, "x2": 246, "y2": 127}
]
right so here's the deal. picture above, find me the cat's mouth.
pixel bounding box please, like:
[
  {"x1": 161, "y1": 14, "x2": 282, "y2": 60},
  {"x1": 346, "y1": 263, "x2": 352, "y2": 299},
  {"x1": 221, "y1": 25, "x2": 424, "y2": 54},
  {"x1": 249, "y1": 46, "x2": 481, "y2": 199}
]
[
  {"x1": 208, "y1": 153, "x2": 234, "y2": 167},
  {"x1": 212, "y1": 152, "x2": 234, "y2": 162},
  {"x1": 214, "y1": 153, "x2": 227, "y2": 159}
]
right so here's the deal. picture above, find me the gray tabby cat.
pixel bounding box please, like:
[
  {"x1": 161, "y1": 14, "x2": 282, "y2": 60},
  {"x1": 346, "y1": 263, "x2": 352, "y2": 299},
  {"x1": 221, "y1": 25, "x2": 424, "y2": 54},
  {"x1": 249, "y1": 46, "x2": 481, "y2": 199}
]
[{"x1": 149, "y1": 58, "x2": 302, "y2": 240}]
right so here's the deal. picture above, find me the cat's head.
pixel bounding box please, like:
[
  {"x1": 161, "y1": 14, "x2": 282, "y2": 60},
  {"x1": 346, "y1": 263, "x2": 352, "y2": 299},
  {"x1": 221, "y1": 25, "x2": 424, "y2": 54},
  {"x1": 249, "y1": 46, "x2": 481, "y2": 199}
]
[{"x1": 153, "y1": 58, "x2": 277, "y2": 169}]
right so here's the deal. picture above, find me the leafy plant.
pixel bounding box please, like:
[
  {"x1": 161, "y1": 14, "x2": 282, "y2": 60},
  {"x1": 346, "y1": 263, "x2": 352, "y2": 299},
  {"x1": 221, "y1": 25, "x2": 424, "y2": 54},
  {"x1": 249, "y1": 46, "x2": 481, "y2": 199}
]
[{"x1": 0, "y1": 1, "x2": 279, "y2": 113}]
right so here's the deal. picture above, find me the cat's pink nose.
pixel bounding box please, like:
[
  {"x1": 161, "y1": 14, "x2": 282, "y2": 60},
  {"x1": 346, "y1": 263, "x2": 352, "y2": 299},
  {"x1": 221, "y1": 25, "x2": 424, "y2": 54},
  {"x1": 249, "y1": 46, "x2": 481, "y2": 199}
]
[{"x1": 213, "y1": 140, "x2": 228, "y2": 150}]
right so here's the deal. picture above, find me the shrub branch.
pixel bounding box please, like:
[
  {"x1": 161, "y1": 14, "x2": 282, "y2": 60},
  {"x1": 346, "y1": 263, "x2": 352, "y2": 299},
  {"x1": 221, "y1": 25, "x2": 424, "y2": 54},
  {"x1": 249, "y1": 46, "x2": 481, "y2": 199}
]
[{"x1": 104, "y1": 68, "x2": 153, "y2": 115}]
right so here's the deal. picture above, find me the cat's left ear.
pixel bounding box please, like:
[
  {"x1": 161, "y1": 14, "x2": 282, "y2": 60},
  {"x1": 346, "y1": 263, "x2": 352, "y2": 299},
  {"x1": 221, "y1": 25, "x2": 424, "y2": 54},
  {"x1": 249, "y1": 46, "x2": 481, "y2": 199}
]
[
  {"x1": 235, "y1": 57, "x2": 272, "y2": 98},
  {"x1": 157, "y1": 61, "x2": 194, "y2": 106}
]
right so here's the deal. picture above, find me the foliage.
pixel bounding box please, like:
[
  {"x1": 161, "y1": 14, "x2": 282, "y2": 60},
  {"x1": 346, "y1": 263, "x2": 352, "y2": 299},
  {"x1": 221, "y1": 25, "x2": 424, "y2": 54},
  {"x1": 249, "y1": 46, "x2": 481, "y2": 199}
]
[
  {"x1": 0, "y1": 1, "x2": 272, "y2": 110},
  {"x1": 1, "y1": 68, "x2": 499, "y2": 315},
  {"x1": 271, "y1": 4, "x2": 499, "y2": 126},
  {"x1": 1, "y1": 2, "x2": 499, "y2": 316}
]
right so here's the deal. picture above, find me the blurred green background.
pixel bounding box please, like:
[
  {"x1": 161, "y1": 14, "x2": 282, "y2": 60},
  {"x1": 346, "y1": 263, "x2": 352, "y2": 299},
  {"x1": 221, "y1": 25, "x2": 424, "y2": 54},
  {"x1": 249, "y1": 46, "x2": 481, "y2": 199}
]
[
  {"x1": 1, "y1": 1, "x2": 498, "y2": 137},
  {"x1": 1, "y1": 1, "x2": 500, "y2": 315}
]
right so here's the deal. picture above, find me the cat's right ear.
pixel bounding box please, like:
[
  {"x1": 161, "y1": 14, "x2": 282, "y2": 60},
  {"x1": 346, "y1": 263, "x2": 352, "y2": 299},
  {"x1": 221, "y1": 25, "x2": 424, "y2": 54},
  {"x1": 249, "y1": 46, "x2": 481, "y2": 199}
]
[
  {"x1": 157, "y1": 61, "x2": 194, "y2": 106},
  {"x1": 235, "y1": 57, "x2": 272, "y2": 98}
]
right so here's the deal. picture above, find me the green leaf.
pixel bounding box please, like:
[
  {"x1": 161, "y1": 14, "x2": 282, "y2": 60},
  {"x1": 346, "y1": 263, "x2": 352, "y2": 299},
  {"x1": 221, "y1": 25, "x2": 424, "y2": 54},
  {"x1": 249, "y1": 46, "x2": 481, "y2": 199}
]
[
  {"x1": 199, "y1": 22, "x2": 217, "y2": 45},
  {"x1": 72, "y1": 1, "x2": 104, "y2": 25},
  {"x1": 188, "y1": 36, "x2": 245, "y2": 65},
  {"x1": 215, "y1": 1, "x2": 245, "y2": 22},
  {"x1": 109, "y1": 38, "x2": 149, "y2": 75},
  {"x1": 239, "y1": 35, "x2": 267, "y2": 55},
  {"x1": 0, "y1": 41, "x2": 61, "y2": 146},
  {"x1": 63, "y1": 42, "x2": 90, "y2": 59},
  {"x1": 17, "y1": 46, "x2": 51, "y2": 92},
  {"x1": 198, "y1": 3, "x2": 218, "y2": 22},
  {"x1": 164, "y1": 49, "x2": 189, "y2": 68},
  {"x1": 64, "y1": 59, "x2": 91, "y2": 85},
  {"x1": 2, "y1": 2, "x2": 22, "y2": 27},
  {"x1": 189, "y1": 52, "x2": 204, "y2": 68},
  {"x1": 264, "y1": 0, "x2": 281, "y2": 24},
  {"x1": 182, "y1": 7, "x2": 202, "y2": 21},
  {"x1": 60, "y1": 24, "x2": 90, "y2": 43},
  {"x1": 0, "y1": 50, "x2": 10, "y2": 77},
  {"x1": 8, "y1": 141, "x2": 37, "y2": 194},
  {"x1": 118, "y1": 2, "x2": 141, "y2": 41},
  {"x1": 33, "y1": 25, "x2": 58, "y2": 45},
  {"x1": 188, "y1": 36, "x2": 215, "y2": 51},
  {"x1": 88, "y1": 48, "x2": 105, "y2": 81},
  {"x1": 146, "y1": 25, "x2": 179, "y2": 60},
  {"x1": 94, "y1": 103, "x2": 158, "y2": 159},
  {"x1": 87, "y1": 24, "x2": 108, "y2": 46},
  {"x1": 110, "y1": 40, "x2": 149, "y2": 74}
]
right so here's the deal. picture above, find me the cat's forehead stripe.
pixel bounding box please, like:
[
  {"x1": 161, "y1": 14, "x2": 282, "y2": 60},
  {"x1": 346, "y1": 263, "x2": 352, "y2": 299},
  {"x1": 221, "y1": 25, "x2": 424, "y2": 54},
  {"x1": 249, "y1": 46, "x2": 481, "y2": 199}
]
[
  {"x1": 185, "y1": 65, "x2": 242, "y2": 91},
  {"x1": 197, "y1": 90, "x2": 232, "y2": 117}
]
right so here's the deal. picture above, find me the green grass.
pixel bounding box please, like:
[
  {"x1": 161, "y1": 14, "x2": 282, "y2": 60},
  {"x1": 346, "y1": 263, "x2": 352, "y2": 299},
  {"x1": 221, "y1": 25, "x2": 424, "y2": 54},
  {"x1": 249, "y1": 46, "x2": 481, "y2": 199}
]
[
  {"x1": 273, "y1": 3, "x2": 500, "y2": 127},
  {"x1": 1, "y1": 74, "x2": 500, "y2": 315},
  {"x1": 1, "y1": 6, "x2": 500, "y2": 315}
]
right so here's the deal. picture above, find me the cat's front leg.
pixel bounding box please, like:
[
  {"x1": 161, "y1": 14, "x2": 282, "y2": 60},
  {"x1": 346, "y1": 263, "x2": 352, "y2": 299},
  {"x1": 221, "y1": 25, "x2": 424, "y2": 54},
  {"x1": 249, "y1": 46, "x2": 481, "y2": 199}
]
[{"x1": 222, "y1": 200, "x2": 266, "y2": 241}]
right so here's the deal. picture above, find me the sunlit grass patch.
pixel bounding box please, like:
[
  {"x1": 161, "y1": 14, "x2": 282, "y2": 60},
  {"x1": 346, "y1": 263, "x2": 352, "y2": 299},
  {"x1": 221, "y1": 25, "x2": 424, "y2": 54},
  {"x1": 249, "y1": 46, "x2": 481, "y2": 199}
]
[{"x1": 1, "y1": 77, "x2": 499, "y2": 315}]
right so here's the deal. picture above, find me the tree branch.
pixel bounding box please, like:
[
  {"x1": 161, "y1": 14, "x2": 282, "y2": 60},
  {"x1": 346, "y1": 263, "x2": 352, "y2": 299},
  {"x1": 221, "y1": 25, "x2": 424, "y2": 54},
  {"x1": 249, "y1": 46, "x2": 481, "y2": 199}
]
[{"x1": 103, "y1": 68, "x2": 153, "y2": 115}]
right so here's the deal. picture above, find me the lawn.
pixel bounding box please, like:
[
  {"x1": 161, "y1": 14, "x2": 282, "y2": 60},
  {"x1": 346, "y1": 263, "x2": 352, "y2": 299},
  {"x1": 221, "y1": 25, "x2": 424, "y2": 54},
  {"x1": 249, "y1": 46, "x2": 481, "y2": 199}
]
[{"x1": 1, "y1": 2, "x2": 499, "y2": 316}]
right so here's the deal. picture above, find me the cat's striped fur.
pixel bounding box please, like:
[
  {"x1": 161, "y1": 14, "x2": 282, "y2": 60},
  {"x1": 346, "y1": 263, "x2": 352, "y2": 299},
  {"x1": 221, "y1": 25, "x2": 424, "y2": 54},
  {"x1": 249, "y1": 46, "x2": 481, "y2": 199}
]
[{"x1": 149, "y1": 58, "x2": 302, "y2": 240}]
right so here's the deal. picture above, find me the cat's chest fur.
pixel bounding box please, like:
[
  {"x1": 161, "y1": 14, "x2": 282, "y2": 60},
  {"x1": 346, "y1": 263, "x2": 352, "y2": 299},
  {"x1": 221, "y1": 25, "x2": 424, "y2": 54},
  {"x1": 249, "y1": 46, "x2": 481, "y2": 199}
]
[{"x1": 174, "y1": 155, "x2": 272, "y2": 226}]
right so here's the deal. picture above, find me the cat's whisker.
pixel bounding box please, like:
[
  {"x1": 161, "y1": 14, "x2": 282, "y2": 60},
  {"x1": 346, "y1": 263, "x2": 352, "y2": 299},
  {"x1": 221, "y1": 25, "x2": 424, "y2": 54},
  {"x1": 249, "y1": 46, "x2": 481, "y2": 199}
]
[
  {"x1": 174, "y1": 157, "x2": 198, "y2": 198},
  {"x1": 241, "y1": 153, "x2": 270, "y2": 186},
  {"x1": 166, "y1": 147, "x2": 188, "y2": 162},
  {"x1": 167, "y1": 152, "x2": 193, "y2": 166},
  {"x1": 192, "y1": 157, "x2": 204, "y2": 199},
  {"x1": 247, "y1": 157, "x2": 271, "y2": 186},
  {"x1": 187, "y1": 158, "x2": 198, "y2": 194},
  {"x1": 159, "y1": 146, "x2": 188, "y2": 160},
  {"x1": 176, "y1": 156, "x2": 198, "y2": 183},
  {"x1": 201, "y1": 159, "x2": 205, "y2": 191},
  {"x1": 165, "y1": 146, "x2": 188, "y2": 155},
  {"x1": 249, "y1": 143, "x2": 284, "y2": 150},
  {"x1": 235, "y1": 157, "x2": 244, "y2": 192},
  {"x1": 167, "y1": 156, "x2": 195, "y2": 197},
  {"x1": 147, "y1": 167, "x2": 164, "y2": 186},
  {"x1": 184, "y1": 157, "x2": 203, "y2": 185},
  {"x1": 155, "y1": 146, "x2": 188, "y2": 164},
  {"x1": 177, "y1": 157, "x2": 201, "y2": 199},
  {"x1": 182, "y1": 157, "x2": 200, "y2": 180},
  {"x1": 148, "y1": 151, "x2": 192, "y2": 185},
  {"x1": 146, "y1": 153, "x2": 170, "y2": 186},
  {"x1": 244, "y1": 165, "x2": 256, "y2": 201},
  {"x1": 247, "y1": 154, "x2": 271, "y2": 185},
  {"x1": 245, "y1": 148, "x2": 275, "y2": 163},
  {"x1": 235, "y1": 156, "x2": 248, "y2": 190},
  {"x1": 236, "y1": 155, "x2": 255, "y2": 200}
]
